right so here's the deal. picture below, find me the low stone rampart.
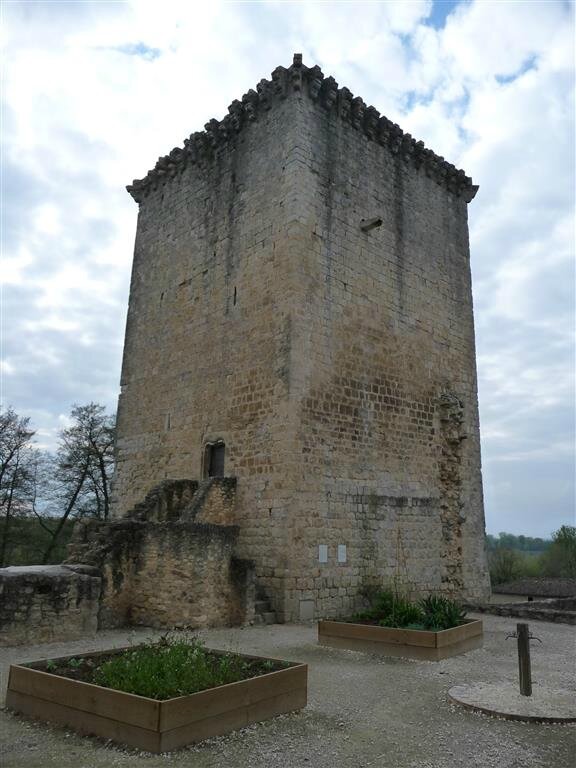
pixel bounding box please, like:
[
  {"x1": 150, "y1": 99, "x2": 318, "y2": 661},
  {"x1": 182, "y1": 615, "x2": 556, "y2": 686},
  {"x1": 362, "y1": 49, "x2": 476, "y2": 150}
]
[
  {"x1": 465, "y1": 598, "x2": 576, "y2": 626},
  {"x1": 0, "y1": 564, "x2": 101, "y2": 646}
]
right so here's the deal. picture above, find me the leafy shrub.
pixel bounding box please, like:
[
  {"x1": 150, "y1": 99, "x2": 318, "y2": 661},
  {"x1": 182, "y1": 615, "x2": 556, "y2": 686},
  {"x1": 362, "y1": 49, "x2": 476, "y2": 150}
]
[
  {"x1": 378, "y1": 598, "x2": 423, "y2": 628},
  {"x1": 489, "y1": 547, "x2": 523, "y2": 584},
  {"x1": 353, "y1": 589, "x2": 467, "y2": 631},
  {"x1": 355, "y1": 589, "x2": 423, "y2": 628},
  {"x1": 489, "y1": 546, "x2": 547, "y2": 585},
  {"x1": 419, "y1": 595, "x2": 466, "y2": 630},
  {"x1": 371, "y1": 589, "x2": 396, "y2": 618},
  {"x1": 540, "y1": 525, "x2": 576, "y2": 578}
]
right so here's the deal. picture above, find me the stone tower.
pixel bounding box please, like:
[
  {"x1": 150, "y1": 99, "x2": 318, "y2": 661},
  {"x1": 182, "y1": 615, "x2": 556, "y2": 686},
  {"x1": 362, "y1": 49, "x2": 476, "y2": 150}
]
[{"x1": 114, "y1": 54, "x2": 490, "y2": 622}]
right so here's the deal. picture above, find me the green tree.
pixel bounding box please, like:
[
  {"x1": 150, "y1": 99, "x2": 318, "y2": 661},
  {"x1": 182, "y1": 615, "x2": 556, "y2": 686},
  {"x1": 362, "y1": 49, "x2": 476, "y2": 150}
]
[
  {"x1": 489, "y1": 547, "x2": 523, "y2": 585},
  {"x1": 540, "y1": 525, "x2": 576, "y2": 578}
]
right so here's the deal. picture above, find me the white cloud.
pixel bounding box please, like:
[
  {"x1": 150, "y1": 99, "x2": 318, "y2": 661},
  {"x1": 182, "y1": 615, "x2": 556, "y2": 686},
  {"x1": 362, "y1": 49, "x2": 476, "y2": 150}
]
[
  {"x1": 2, "y1": 0, "x2": 574, "y2": 537},
  {"x1": 442, "y1": 0, "x2": 565, "y2": 80}
]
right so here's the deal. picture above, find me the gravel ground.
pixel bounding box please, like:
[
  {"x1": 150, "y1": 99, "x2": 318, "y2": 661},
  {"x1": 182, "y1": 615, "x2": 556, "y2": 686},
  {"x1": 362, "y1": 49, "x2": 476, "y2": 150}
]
[{"x1": 1, "y1": 614, "x2": 574, "y2": 768}]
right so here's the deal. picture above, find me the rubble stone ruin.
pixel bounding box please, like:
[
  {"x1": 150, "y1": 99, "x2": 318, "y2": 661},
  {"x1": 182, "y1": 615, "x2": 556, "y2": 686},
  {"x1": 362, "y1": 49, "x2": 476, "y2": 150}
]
[{"x1": 1, "y1": 54, "x2": 491, "y2": 643}]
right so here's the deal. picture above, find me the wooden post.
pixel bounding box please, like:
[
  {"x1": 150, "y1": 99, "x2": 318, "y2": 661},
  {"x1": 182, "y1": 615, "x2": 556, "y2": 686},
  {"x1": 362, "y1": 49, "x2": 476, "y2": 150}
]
[{"x1": 517, "y1": 623, "x2": 532, "y2": 696}]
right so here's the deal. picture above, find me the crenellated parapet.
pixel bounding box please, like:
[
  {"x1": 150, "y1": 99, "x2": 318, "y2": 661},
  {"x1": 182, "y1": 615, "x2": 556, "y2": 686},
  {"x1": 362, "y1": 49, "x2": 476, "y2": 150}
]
[{"x1": 127, "y1": 53, "x2": 478, "y2": 204}]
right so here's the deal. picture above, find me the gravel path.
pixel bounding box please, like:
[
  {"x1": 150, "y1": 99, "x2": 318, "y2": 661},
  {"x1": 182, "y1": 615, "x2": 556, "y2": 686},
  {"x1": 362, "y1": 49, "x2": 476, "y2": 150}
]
[{"x1": 1, "y1": 614, "x2": 574, "y2": 768}]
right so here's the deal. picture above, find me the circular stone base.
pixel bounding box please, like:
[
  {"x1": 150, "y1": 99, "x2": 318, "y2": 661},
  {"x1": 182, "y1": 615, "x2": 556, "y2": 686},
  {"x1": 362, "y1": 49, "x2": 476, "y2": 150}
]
[{"x1": 448, "y1": 682, "x2": 576, "y2": 723}]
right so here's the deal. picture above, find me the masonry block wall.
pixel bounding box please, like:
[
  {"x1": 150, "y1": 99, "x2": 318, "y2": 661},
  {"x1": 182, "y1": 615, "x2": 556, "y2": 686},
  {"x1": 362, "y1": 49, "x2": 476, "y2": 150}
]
[
  {"x1": 66, "y1": 480, "x2": 255, "y2": 630},
  {"x1": 115, "y1": 95, "x2": 303, "y2": 618},
  {"x1": 95, "y1": 522, "x2": 253, "y2": 630},
  {"x1": 0, "y1": 565, "x2": 101, "y2": 646},
  {"x1": 114, "y1": 55, "x2": 490, "y2": 622}
]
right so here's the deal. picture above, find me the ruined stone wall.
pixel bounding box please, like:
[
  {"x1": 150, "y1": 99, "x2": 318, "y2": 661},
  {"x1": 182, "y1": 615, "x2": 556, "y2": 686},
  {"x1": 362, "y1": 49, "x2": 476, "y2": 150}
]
[
  {"x1": 114, "y1": 56, "x2": 490, "y2": 622},
  {"x1": 0, "y1": 565, "x2": 101, "y2": 646},
  {"x1": 95, "y1": 522, "x2": 253, "y2": 629},
  {"x1": 68, "y1": 480, "x2": 255, "y2": 630},
  {"x1": 189, "y1": 478, "x2": 237, "y2": 526}
]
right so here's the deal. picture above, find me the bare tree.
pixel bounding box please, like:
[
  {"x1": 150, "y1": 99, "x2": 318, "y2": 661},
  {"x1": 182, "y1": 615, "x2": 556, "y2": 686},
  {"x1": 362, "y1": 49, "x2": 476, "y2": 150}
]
[
  {"x1": 42, "y1": 403, "x2": 115, "y2": 563},
  {"x1": 0, "y1": 408, "x2": 36, "y2": 566}
]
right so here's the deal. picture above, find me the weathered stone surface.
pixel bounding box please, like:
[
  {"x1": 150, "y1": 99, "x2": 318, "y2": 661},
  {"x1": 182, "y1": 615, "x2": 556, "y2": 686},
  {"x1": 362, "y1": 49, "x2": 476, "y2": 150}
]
[
  {"x1": 66, "y1": 477, "x2": 255, "y2": 630},
  {"x1": 113, "y1": 54, "x2": 490, "y2": 622},
  {"x1": 0, "y1": 565, "x2": 101, "y2": 646}
]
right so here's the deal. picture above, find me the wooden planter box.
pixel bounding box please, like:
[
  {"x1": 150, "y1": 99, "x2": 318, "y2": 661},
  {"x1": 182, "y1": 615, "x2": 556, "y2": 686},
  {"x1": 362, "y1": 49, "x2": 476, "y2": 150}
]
[
  {"x1": 318, "y1": 619, "x2": 483, "y2": 661},
  {"x1": 6, "y1": 648, "x2": 307, "y2": 752}
]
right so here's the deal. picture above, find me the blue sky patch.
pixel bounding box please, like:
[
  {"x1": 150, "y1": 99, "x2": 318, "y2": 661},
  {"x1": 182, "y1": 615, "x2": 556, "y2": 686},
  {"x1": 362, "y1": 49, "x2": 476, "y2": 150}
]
[
  {"x1": 496, "y1": 55, "x2": 538, "y2": 84},
  {"x1": 113, "y1": 42, "x2": 162, "y2": 61},
  {"x1": 426, "y1": 0, "x2": 465, "y2": 29}
]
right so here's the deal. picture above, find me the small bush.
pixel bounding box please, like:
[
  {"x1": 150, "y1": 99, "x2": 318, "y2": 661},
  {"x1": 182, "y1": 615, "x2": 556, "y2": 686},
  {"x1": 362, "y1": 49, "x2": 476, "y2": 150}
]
[
  {"x1": 378, "y1": 596, "x2": 423, "y2": 628},
  {"x1": 419, "y1": 595, "x2": 467, "y2": 630},
  {"x1": 489, "y1": 546, "x2": 549, "y2": 585},
  {"x1": 353, "y1": 589, "x2": 467, "y2": 631},
  {"x1": 540, "y1": 525, "x2": 576, "y2": 578},
  {"x1": 489, "y1": 547, "x2": 523, "y2": 585}
]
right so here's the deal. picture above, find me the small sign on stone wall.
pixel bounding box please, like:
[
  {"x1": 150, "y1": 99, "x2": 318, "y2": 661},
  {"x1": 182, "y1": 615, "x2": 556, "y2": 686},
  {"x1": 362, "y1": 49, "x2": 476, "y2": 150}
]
[
  {"x1": 338, "y1": 544, "x2": 347, "y2": 563},
  {"x1": 318, "y1": 544, "x2": 328, "y2": 563}
]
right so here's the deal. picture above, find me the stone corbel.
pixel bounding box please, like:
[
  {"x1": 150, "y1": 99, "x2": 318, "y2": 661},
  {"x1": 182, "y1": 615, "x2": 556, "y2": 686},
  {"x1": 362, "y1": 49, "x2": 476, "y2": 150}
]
[
  {"x1": 461, "y1": 183, "x2": 479, "y2": 203},
  {"x1": 256, "y1": 79, "x2": 273, "y2": 110},
  {"x1": 227, "y1": 100, "x2": 244, "y2": 132},
  {"x1": 321, "y1": 77, "x2": 339, "y2": 111},
  {"x1": 364, "y1": 106, "x2": 380, "y2": 140},
  {"x1": 272, "y1": 66, "x2": 288, "y2": 99},
  {"x1": 241, "y1": 90, "x2": 259, "y2": 122},
  {"x1": 351, "y1": 97, "x2": 365, "y2": 130},
  {"x1": 307, "y1": 65, "x2": 324, "y2": 100},
  {"x1": 290, "y1": 54, "x2": 303, "y2": 92},
  {"x1": 337, "y1": 87, "x2": 353, "y2": 121}
]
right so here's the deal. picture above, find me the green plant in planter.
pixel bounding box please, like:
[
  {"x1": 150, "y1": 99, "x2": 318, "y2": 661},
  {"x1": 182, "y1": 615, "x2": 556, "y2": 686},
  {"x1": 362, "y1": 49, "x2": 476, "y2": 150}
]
[
  {"x1": 378, "y1": 597, "x2": 423, "y2": 628},
  {"x1": 355, "y1": 589, "x2": 424, "y2": 628},
  {"x1": 91, "y1": 634, "x2": 278, "y2": 700},
  {"x1": 439, "y1": 599, "x2": 467, "y2": 629},
  {"x1": 352, "y1": 589, "x2": 467, "y2": 631},
  {"x1": 420, "y1": 595, "x2": 467, "y2": 630}
]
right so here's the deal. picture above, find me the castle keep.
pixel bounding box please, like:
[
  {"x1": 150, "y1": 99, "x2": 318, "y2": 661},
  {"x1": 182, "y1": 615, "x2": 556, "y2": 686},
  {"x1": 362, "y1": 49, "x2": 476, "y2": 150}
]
[{"x1": 110, "y1": 54, "x2": 490, "y2": 624}]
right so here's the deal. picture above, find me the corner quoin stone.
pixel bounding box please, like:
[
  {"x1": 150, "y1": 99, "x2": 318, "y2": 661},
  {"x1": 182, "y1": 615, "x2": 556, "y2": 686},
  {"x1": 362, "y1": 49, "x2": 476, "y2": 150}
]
[{"x1": 113, "y1": 53, "x2": 490, "y2": 623}]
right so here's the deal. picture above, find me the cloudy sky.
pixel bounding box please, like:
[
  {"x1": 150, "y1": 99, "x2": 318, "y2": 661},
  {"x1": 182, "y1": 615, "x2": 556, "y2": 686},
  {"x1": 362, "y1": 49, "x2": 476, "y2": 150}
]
[{"x1": 2, "y1": 0, "x2": 574, "y2": 537}]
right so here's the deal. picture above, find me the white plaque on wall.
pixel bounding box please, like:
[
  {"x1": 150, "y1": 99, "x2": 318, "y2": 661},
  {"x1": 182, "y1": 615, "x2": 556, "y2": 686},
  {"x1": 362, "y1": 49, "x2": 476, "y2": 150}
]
[
  {"x1": 318, "y1": 544, "x2": 328, "y2": 563},
  {"x1": 337, "y1": 544, "x2": 347, "y2": 563}
]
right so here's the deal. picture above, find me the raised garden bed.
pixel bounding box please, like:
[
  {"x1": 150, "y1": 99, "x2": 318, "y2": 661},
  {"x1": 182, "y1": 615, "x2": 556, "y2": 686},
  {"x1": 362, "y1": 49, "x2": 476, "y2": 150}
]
[
  {"x1": 6, "y1": 644, "x2": 307, "y2": 752},
  {"x1": 318, "y1": 618, "x2": 483, "y2": 660}
]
